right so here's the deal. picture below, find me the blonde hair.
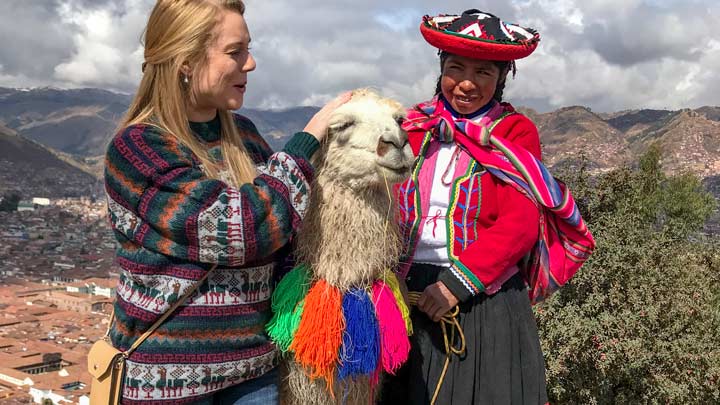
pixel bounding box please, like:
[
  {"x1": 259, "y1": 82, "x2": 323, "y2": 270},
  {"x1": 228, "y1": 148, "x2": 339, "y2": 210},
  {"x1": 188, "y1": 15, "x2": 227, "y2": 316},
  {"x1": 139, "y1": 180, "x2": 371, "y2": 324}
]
[{"x1": 120, "y1": 0, "x2": 256, "y2": 187}]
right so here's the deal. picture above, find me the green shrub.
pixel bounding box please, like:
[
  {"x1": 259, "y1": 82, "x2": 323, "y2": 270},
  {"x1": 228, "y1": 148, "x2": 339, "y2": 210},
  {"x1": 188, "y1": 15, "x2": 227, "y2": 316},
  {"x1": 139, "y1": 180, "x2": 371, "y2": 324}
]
[
  {"x1": 538, "y1": 147, "x2": 720, "y2": 404},
  {"x1": 0, "y1": 193, "x2": 21, "y2": 211}
]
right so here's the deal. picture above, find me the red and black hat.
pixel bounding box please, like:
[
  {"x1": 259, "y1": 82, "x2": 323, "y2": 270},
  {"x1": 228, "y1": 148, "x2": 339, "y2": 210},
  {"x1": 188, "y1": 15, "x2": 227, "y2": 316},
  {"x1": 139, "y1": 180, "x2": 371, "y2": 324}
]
[{"x1": 420, "y1": 9, "x2": 540, "y2": 61}]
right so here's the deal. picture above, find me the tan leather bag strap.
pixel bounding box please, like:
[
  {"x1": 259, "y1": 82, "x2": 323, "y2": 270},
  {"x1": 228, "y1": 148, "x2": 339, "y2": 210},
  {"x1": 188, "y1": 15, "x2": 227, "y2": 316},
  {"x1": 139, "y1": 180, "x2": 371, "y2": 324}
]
[{"x1": 106, "y1": 264, "x2": 217, "y2": 357}]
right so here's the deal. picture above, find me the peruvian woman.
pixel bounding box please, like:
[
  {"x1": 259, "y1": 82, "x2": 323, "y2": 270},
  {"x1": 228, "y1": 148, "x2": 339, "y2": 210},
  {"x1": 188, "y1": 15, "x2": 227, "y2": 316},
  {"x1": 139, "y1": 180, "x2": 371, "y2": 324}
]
[{"x1": 383, "y1": 9, "x2": 549, "y2": 405}]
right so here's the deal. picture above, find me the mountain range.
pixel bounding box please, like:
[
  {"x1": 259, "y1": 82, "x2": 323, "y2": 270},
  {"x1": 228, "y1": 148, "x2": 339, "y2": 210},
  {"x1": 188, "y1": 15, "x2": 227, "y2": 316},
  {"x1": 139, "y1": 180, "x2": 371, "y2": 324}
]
[
  {"x1": 0, "y1": 87, "x2": 718, "y2": 200},
  {"x1": 0, "y1": 123, "x2": 100, "y2": 198}
]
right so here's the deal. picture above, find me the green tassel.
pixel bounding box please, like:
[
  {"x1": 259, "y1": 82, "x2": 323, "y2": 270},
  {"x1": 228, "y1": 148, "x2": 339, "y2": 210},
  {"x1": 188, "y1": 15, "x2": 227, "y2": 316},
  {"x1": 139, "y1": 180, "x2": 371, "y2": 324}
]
[{"x1": 266, "y1": 264, "x2": 311, "y2": 352}]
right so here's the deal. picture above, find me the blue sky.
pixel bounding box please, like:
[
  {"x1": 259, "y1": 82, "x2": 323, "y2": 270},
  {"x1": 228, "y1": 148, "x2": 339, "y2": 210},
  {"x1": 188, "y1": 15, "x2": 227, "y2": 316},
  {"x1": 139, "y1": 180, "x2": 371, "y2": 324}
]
[{"x1": 0, "y1": 0, "x2": 718, "y2": 112}]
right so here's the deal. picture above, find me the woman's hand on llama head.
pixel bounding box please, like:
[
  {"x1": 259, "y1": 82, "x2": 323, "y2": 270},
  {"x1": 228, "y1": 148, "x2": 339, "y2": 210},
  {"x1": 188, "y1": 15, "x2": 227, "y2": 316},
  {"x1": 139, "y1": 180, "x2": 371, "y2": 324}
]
[
  {"x1": 417, "y1": 281, "x2": 460, "y2": 322},
  {"x1": 303, "y1": 91, "x2": 353, "y2": 142}
]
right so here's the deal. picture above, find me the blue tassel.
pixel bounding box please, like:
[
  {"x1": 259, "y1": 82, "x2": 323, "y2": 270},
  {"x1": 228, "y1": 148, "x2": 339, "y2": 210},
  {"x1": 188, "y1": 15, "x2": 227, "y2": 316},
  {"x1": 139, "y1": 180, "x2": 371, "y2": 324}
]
[{"x1": 337, "y1": 288, "x2": 380, "y2": 381}]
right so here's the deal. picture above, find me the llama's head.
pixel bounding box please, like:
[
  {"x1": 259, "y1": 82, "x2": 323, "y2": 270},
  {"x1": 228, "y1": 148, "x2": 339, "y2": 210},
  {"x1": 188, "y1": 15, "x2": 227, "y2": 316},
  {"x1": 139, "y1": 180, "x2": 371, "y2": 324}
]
[{"x1": 315, "y1": 88, "x2": 414, "y2": 190}]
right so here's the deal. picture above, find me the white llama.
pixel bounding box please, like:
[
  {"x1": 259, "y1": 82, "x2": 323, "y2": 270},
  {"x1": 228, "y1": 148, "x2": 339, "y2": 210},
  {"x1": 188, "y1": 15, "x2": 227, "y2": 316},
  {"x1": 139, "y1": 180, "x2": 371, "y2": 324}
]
[{"x1": 271, "y1": 89, "x2": 415, "y2": 405}]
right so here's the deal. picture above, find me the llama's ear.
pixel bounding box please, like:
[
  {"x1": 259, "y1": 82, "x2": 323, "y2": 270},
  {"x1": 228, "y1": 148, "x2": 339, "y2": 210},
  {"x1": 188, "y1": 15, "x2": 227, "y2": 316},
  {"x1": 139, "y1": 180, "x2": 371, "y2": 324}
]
[{"x1": 327, "y1": 113, "x2": 355, "y2": 143}]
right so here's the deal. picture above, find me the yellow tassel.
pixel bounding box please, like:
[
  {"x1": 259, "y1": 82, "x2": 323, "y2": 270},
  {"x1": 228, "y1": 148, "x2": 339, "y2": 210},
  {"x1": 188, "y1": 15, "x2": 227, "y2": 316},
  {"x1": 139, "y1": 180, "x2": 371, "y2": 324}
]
[{"x1": 382, "y1": 269, "x2": 413, "y2": 336}]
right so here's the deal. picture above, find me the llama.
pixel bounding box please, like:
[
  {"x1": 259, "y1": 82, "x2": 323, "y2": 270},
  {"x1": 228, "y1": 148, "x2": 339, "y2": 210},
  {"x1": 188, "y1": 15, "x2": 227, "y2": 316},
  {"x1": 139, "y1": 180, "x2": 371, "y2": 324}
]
[{"x1": 268, "y1": 89, "x2": 415, "y2": 404}]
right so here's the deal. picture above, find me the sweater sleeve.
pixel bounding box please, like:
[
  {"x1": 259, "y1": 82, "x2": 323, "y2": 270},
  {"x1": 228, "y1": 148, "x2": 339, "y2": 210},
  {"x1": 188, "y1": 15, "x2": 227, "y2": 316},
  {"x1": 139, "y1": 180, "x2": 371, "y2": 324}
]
[{"x1": 104, "y1": 124, "x2": 318, "y2": 266}]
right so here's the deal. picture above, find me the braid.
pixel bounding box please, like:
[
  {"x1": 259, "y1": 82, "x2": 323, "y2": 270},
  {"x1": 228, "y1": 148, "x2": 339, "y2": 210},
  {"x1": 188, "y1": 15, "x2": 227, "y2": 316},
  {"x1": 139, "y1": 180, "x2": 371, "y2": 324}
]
[
  {"x1": 434, "y1": 51, "x2": 449, "y2": 95},
  {"x1": 493, "y1": 79, "x2": 506, "y2": 102},
  {"x1": 492, "y1": 60, "x2": 515, "y2": 102}
]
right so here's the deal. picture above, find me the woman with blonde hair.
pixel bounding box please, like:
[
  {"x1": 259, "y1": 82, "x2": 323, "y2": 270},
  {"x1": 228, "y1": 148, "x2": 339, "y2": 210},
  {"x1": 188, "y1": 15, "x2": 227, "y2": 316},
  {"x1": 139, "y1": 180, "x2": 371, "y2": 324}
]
[{"x1": 104, "y1": 0, "x2": 348, "y2": 403}]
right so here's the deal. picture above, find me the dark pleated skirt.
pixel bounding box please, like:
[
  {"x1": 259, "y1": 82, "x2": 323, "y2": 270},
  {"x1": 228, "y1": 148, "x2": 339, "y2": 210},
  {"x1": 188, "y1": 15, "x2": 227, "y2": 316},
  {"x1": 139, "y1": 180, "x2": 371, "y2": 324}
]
[{"x1": 380, "y1": 264, "x2": 548, "y2": 405}]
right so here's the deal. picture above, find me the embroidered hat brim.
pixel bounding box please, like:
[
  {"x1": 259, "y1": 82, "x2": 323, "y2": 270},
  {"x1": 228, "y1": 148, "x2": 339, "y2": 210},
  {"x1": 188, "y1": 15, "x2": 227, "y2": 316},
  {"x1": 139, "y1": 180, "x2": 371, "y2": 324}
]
[{"x1": 420, "y1": 10, "x2": 540, "y2": 61}]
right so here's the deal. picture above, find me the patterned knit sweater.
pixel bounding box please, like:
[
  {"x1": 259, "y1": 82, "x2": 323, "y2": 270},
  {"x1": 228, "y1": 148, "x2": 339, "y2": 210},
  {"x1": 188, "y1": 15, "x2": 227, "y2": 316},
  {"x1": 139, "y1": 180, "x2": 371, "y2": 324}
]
[{"x1": 104, "y1": 113, "x2": 318, "y2": 404}]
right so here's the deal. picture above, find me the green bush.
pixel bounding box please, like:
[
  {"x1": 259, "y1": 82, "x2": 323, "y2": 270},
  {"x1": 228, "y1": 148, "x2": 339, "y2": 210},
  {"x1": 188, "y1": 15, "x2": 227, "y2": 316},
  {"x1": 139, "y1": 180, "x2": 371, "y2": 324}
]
[
  {"x1": 0, "y1": 193, "x2": 21, "y2": 211},
  {"x1": 537, "y1": 146, "x2": 720, "y2": 404}
]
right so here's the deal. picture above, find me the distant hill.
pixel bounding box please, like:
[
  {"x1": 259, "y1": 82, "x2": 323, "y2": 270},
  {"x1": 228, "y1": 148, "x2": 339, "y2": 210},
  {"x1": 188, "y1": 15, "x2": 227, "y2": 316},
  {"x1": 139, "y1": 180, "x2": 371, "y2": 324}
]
[
  {"x1": 239, "y1": 106, "x2": 320, "y2": 152},
  {"x1": 534, "y1": 106, "x2": 629, "y2": 171},
  {"x1": 0, "y1": 86, "x2": 718, "y2": 199},
  {"x1": 529, "y1": 106, "x2": 720, "y2": 178},
  {"x1": 0, "y1": 125, "x2": 100, "y2": 198},
  {"x1": 627, "y1": 109, "x2": 720, "y2": 178},
  {"x1": 0, "y1": 87, "x2": 321, "y2": 157},
  {"x1": 695, "y1": 106, "x2": 720, "y2": 122},
  {"x1": 604, "y1": 109, "x2": 676, "y2": 134},
  {"x1": 0, "y1": 87, "x2": 130, "y2": 157}
]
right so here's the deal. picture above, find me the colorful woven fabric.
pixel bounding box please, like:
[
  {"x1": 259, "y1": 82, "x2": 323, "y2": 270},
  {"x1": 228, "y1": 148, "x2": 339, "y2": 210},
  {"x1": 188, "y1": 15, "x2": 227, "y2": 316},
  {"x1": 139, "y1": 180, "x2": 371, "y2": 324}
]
[
  {"x1": 104, "y1": 113, "x2": 319, "y2": 403},
  {"x1": 420, "y1": 10, "x2": 540, "y2": 61},
  {"x1": 395, "y1": 103, "x2": 542, "y2": 302},
  {"x1": 267, "y1": 271, "x2": 411, "y2": 391},
  {"x1": 402, "y1": 96, "x2": 595, "y2": 304}
]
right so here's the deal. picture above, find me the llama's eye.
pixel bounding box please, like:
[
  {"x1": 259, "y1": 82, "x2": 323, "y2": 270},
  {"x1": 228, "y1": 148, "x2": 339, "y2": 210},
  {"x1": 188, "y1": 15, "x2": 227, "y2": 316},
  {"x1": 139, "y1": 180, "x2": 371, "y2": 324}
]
[
  {"x1": 330, "y1": 121, "x2": 354, "y2": 133},
  {"x1": 394, "y1": 117, "x2": 405, "y2": 126},
  {"x1": 328, "y1": 116, "x2": 356, "y2": 143}
]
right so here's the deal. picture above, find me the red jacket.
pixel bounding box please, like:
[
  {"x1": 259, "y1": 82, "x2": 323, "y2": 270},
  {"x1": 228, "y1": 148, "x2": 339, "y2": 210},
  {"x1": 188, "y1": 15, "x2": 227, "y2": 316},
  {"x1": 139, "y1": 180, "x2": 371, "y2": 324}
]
[{"x1": 396, "y1": 103, "x2": 542, "y2": 301}]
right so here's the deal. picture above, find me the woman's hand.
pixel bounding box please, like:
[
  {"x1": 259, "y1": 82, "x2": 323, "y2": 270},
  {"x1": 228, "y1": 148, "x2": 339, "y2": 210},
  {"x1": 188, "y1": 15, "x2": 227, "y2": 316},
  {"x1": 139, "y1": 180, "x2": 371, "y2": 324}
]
[
  {"x1": 417, "y1": 281, "x2": 459, "y2": 322},
  {"x1": 303, "y1": 91, "x2": 352, "y2": 142}
]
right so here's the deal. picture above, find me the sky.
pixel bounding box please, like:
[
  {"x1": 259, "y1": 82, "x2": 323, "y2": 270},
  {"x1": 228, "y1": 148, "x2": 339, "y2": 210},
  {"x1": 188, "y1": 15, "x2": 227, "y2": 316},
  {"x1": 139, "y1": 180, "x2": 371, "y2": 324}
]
[{"x1": 0, "y1": 0, "x2": 718, "y2": 113}]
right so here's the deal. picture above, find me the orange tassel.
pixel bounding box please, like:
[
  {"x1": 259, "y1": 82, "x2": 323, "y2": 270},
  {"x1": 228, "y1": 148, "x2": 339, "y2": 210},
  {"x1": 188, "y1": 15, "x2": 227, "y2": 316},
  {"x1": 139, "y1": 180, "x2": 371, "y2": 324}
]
[{"x1": 289, "y1": 279, "x2": 345, "y2": 395}]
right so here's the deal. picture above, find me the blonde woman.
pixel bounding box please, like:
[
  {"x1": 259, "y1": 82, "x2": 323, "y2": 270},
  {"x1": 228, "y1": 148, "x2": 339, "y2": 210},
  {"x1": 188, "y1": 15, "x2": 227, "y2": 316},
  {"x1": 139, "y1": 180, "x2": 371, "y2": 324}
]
[{"x1": 104, "y1": 0, "x2": 348, "y2": 403}]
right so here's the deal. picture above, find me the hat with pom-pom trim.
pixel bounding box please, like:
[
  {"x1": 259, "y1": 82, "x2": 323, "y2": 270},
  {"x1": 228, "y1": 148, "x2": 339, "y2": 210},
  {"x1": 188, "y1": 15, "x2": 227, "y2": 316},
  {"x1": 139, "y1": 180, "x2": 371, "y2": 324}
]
[{"x1": 420, "y1": 9, "x2": 540, "y2": 61}]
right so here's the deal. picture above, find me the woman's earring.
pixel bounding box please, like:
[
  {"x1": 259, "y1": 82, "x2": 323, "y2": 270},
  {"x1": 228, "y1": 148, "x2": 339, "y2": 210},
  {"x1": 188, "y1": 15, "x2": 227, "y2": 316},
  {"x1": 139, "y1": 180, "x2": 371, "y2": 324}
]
[{"x1": 183, "y1": 74, "x2": 189, "y2": 84}]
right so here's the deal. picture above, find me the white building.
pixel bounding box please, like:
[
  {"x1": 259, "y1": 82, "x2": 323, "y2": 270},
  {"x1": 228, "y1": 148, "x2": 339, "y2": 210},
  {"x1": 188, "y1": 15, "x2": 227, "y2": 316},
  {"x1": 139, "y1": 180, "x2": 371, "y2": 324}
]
[
  {"x1": 32, "y1": 198, "x2": 51, "y2": 206},
  {"x1": 29, "y1": 387, "x2": 69, "y2": 404}
]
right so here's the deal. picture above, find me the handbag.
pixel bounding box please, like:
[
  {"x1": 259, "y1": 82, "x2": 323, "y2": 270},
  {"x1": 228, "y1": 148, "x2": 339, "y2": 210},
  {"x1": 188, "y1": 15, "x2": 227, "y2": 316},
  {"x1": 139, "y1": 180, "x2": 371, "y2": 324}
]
[
  {"x1": 87, "y1": 266, "x2": 215, "y2": 404},
  {"x1": 87, "y1": 337, "x2": 125, "y2": 405}
]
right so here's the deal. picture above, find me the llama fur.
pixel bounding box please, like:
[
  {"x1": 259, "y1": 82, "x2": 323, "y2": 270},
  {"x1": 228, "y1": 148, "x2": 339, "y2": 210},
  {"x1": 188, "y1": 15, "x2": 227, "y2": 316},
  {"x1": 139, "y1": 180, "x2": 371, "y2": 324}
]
[{"x1": 280, "y1": 89, "x2": 414, "y2": 405}]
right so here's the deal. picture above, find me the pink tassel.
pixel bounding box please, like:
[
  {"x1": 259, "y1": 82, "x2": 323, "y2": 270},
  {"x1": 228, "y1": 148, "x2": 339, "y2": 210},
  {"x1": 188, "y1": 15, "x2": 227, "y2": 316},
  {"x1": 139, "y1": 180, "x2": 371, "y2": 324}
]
[{"x1": 372, "y1": 280, "x2": 410, "y2": 374}]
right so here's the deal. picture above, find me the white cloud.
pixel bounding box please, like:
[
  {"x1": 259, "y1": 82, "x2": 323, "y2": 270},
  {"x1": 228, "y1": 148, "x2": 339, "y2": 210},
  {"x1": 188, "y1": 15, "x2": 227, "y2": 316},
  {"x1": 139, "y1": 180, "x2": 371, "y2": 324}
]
[
  {"x1": 374, "y1": 9, "x2": 420, "y2": 33},
  {"x1": 50, "y1": 0, "x2": 149, "y2": 91},
  {"x1": 507, "y1": 0, "x2": 720, "y2": 111},
  {"x1": 0, "y1": 65, "x2": 50, "y2": 89},
  {"x1": 0, "y1": 0, "x2": 718, "y2": 112}
]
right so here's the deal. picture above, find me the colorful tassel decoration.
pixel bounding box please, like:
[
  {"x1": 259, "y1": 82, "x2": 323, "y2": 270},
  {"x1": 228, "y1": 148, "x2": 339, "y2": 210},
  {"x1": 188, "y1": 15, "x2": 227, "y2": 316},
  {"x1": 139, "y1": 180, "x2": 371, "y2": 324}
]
[
  {"x1": 266, "y1": 264, "x2": 311, "y2": 352},
  {"x1": 338, "y1": 288, "x2": 380, "y2": 381},
  {"x1": 372, "y1": 280, "x2": 410, "y2": 375},
  {"x1": 370, "y1": 361, "x2": 382, "y2": 392},
  {"x1": 290, "y1": 279, "x2": 345, "y2": 394},
  {"x1": 382, "y1": 269, "x2": 413, "y2": 336}
]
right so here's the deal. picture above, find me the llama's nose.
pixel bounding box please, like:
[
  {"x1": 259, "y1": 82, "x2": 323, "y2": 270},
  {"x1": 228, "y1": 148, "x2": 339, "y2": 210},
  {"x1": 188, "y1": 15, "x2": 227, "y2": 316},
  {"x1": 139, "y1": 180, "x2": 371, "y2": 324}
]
[
  {"x1": 378, "y1": 134, "x2": 405, "y2": 157},
  {"x1": 380, "y1": 130, "x2": 408, "y2": 149}
]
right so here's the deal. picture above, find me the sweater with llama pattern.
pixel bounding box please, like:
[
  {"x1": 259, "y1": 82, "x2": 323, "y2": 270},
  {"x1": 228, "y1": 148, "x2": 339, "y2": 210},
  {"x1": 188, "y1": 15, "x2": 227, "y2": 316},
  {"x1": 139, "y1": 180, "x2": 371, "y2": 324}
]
[{"x1": 104, "y1": 113, "x2": 318, "y2": 404}]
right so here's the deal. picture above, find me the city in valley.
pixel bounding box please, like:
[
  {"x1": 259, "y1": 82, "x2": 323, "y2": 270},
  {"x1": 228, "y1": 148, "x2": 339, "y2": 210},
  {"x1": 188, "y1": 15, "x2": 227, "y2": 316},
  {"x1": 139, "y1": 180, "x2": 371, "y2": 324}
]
[{"x1": 0, "y1": 198, "x2": 117, "y2": 404}]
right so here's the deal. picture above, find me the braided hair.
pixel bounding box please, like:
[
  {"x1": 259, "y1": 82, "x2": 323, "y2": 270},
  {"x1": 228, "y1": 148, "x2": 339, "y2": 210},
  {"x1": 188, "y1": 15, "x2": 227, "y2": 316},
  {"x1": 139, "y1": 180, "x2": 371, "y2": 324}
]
[{"x1": 434, "y1": 51, "x2": 516, "y2": 102}]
